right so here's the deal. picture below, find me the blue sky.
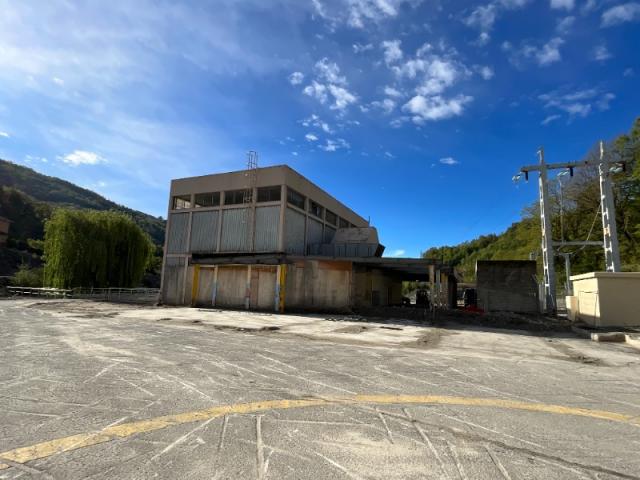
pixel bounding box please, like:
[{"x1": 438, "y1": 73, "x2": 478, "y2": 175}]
[{"x1": 0, "y1": 0, "x2": 638, "y2": 257}]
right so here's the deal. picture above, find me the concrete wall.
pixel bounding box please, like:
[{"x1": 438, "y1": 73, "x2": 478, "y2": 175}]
[
  {"x1": 569, "y1": 272, "x2": 640, "y2": 327},
  {"x1": 285, "y1": 260, "x2": 352, "y2": 311},
  {"x1": 352, "y1": 266, "x2": 403, "y2": 308},
  {"x1": 476, "y1": 260, "x2": 539, "y2": 313}
]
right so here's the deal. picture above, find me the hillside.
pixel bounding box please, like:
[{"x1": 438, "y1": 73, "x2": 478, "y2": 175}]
[
  {"x1": 0, "y1": 160, "x2": 165, "y2": 245},
  {"x1": 423, "y1": 117, "x2": 640, "y2": 283}
]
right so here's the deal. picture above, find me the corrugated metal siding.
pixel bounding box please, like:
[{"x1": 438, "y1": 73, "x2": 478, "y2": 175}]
[
  {"x1": 167, "y1": 213, "x2": 189, "y2": 254},
  {"x1": 307, "y1": 218, "x2": 323, "y2": 247},
  {"x1": 220, "y1": 208, "x2": 250, "y2": 252},
  {"x1": 162, "y1": 257, "x2": 185, "y2": 305},
  {"x1": 285, "y1": 207, "x2": 305, "y2": 254},
  {"x1": 324, "y1": 226, "x2": 336, "y2": 243},
  {"x1": 190, "y1": 211, "x2": 219, "y2": 253},
  {"x1": 255, "y1": 206, "x2": 280, "y2": 252}
]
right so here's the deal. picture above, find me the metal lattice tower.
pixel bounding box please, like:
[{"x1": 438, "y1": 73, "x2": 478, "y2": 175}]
[
  {"x1": 244, "y1": 151, "x2": 259, "y2": 251},
  {"x1": 537, "y1": 147, "x2": 556, "y2": 313},
  {"x1": 517, "y1": 140, "x2": 626, "y2": 313},
  {"x1": 598, "y1": 141, "x2": 621, "y2": 272}
]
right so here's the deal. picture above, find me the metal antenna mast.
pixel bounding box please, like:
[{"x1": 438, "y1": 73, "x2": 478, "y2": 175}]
[{"x1": 244, "y1": 151, "x2": 258, "y2": 251}]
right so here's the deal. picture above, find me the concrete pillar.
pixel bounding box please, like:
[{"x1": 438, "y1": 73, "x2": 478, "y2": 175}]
[
  {"x1": 245, "y1": 265, "x2": 252, "y2": 310},
  {"x1": 211, "y1": 265, "x2": 218, "y2": 307}
]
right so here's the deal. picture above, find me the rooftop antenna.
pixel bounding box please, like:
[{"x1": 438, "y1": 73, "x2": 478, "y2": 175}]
[{"x1": 244, "y1": 151, "x2": 259, "y2": 251}]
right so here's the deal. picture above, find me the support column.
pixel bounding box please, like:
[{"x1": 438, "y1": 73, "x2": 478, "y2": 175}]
[
  {"x1": 245, "y1": 265, "x2": 252, "y2": 310},
  {"x1": 190, "y1": 264, "x2": 201, "y2": 306},
  {"x1": 277, "y1": 264, "x2": 287, "y2": 313},
  {"x1": 211, "y1": 265, "x2": 218, "y2": 306}
]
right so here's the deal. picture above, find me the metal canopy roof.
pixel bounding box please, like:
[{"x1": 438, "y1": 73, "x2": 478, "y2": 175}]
[{"x1": 190, "y1": 252, "x2": 453, "y2": 280}]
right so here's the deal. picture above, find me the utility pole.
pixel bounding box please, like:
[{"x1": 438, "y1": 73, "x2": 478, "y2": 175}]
[
  {"x1": 516, "y1": 141, "x2": 626, "y2": 314},
  {"x1": 598, "y1": 141, "x2": 621, "y2": 272},
  {"x1": 537, "y1": 147, "x2": 556, "y2": 313}
]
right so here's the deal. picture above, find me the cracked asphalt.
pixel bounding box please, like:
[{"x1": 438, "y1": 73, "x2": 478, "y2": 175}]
[{"x1": 1, "y1": 298, "x2": 639, "y2": 479}]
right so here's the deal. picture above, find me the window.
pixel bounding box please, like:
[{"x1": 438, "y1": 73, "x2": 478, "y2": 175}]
[
  {"x1": 257, "y1": 186, "x2": 281, "y2": 203},
  {"x1": 308, "y1": 200, "x2": 324, "y2": 218},
  {"x1": 339, "y1": 217, "x2": 349, "y2": 228},
  {"x1": 172, "y1": 194, "x2": 191, "y2": 210},
  {"x1": 287, "y1": 188, "x2": 305, "y2": 210},
  {"x1": 325, "y1": 210, "x2": 337, "y2": 226},
  {"x1": 224, "y1": 189, "x2": 252, "y2": 205},
  {"x1": 194, "y1": 192, "x2": 220, "y2": 208}
]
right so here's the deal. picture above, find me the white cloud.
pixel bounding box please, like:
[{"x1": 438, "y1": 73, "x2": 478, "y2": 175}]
[
  {"x1": 353, "y1": 43, "x2": 373, "y2": 53},
  {"x1": 550, "y1": 0, "x2": 574, "y2": 10},
  {"x1": 384, "y1": 86, "x2": 404, "y2": 98},
  {"x1": 291, "y1": 151, "x2": 299, "y2": 156},
  {"x1": 464, "y1": 0, "x2": 531, "y2": 37},
  {"x1": 303, "y1": 81, "x2": 329, "y2": 104},
  {"x1": 593, "y1": 45, "x2": 612, "y2": 61},
  {"x1": 371, "y1": 98, "x2": 397, "y2": 114},
  {"x1": 303, "y1": 58, "x2": 358, "y2": 111},
  {"x1": 327, "y1": 84, "x2": 357, "y2": 110},
  {"x1": 556, "y1": 16, "x2": 575, "y2": 34},
  {"x1": 624, "y1": 68, "x2": 635, "y2": 77},
  {"x1": 305, "y1": 133, "x2": 319, "y2": 142},
  {"x1": 464, "y1": 4, "x2": 497, "y2": 32},
  {"x1": 61, "y1": 150, "x2": 106, "y2": 166},
  {"x1": 0, "y1": 131, "x2": 10, "y2": 138},
  {"x1": 541, "y1": 114, "x2": 561, "y2": 125},
  {"x1": 504, "y1": 37, "x2": 564, "y2": 67},
  {"x1": 288, "y1": 71, "x2": 304, "y2": 85},
  {"x1": 320, "y1": 138, "x2": 349, "y2": 152},
  {"x1": 388, "y1": 249, "x2": 406, "y2": 257},
  {"x1": 439, "y1": 157, "x2": 459, "y2": 165},
  {"x1": 539, "y1": 88, "x2": 615, "y2": 119},
  {"x1": 381, "y1": 39, "x2": 403, "y2": 65},
  {"x1": 403, "y1": 94, "x2": 473, "y2": 123},
  {"x1": 478, "y1": 66, "x2": 494, "y2": 79},
  {"x1": 601, "y1": 2, "x2": 640, "y2": 26},
  {"x1": 301, "y1": 114, "x2": 333, "y2": 133},
  {"x1": 314, "y1": 58, "x2": 347, "y2": 86},
  {"x1": 52, "y1": 76, "x2": 64, "y2": 86},
  {"x1": 476, "y1": 32, "x2": 491, "y2": 46}
]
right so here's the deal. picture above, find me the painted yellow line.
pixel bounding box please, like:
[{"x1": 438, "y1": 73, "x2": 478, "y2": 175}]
[{"x1": 0, "y1": 394, "x2": 638, "y2": 471}]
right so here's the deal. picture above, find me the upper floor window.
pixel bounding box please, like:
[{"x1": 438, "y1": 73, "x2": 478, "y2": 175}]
[
  {"x1": 224, "y1": 189, "x2": 252, "y2": 205},
  {"x1": 287, "y1": 188, "x2": 306, "y2": 210},
  {"x1": 194, "y1": 192, "x2": 220, "y2": 208},
  {"x1": 308, "y1": 200, "x2": 324, "y2": 218},
  {"x1": 257, "y1": 186, "x2": 281, "y2": 203},
  {"x1": 325, "y1": 210, "x2": 337, "y2": 226},
  {"x1": 339, "y1": 217, "x2": 350, "y2": 228},
  {"x1": 172, "y1": 194, "x2": 191, "y2": 210}
]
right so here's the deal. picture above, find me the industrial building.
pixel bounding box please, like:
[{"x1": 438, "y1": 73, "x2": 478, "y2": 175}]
[{"x1": 160, "y1": 164, "x2": 456, "y2": 312}]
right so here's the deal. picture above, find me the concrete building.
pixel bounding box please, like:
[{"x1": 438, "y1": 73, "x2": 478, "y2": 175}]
[
  {"x1": 567, "y1": 272, "x2": 640, "y2": 327},
  {"x1": 161, "y1": 165, "x2": 455, "y2": 311},
  {"x1": 0, "y1": 216, "x2": 10, "y2": 247},
  {"x1": 476, "y1": 260, "x2": 539, "y2": 313}
]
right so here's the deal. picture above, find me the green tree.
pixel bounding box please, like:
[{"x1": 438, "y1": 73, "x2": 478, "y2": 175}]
[{"x1": 43, "y1": 209, "x2": 154, "y2": 288}]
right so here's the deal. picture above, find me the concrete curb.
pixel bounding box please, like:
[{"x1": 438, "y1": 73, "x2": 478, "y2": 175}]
[{"x1": 573, "y1": 325, "x2": 640, "y2": 347}]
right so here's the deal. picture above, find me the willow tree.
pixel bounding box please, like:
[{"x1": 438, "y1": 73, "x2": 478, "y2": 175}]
[{"x1": 43, "y1": 209, "x2": 154, "y2": 288}]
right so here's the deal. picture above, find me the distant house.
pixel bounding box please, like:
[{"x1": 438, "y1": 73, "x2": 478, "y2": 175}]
[{"x1": 0, "y1": 216, "x2": 10, "y2": 247}]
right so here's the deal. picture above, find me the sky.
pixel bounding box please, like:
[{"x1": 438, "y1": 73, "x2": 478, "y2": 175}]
[{"x1": 0, "y1": 0, "x2": 638, "y2": 257}]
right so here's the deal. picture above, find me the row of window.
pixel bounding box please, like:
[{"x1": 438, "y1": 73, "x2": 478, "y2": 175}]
[{"x1": 172, "y1": 186, "x2": 357, "y2": 228}]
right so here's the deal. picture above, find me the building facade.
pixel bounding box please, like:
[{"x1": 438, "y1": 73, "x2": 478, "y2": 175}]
[{"x1": 161, "y1": 165, "x2": 455, "y2": 311}]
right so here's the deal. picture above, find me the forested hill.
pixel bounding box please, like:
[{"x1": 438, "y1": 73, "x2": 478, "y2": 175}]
[
  {"x1": 423, "y1": 117, "x2": 640, "y2": 282},
  {"x1": 0, "y1": 159, "x2": 165, "y2": 246}
]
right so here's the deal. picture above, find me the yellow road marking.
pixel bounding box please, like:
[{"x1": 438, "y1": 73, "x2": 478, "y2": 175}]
[{"x1": 0, "y1": 394, "x2": 638, "y2": 470}]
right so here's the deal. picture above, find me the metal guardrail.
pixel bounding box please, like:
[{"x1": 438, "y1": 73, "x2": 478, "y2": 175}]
[
  {"x1": 7, "y1": 287, "x2": 72, "y2": 298},
  {"x1": 7, "y1": 287, "x2": 159, "y2": 304}
]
